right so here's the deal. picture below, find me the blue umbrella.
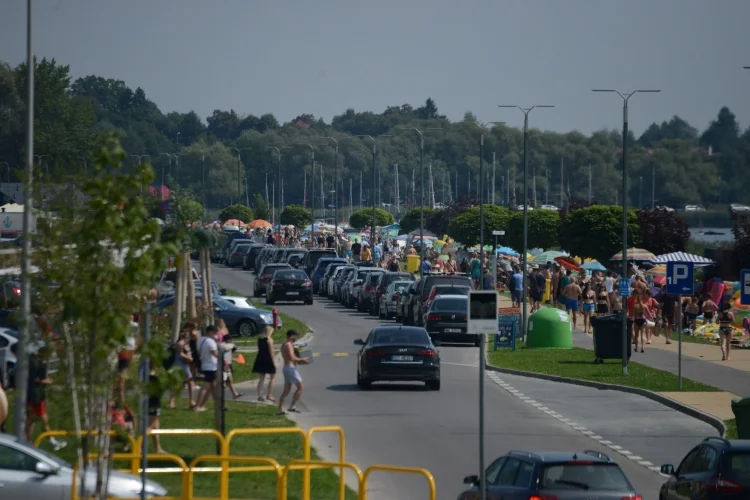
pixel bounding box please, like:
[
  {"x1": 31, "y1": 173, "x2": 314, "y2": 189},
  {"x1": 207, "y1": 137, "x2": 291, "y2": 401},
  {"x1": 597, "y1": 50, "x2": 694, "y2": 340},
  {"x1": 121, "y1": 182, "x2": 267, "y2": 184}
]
[
  {"x1": 496, "y1": 246, "x2": 519, "y2": 257},
  {"x1": 581, "y1": 261, "x2": 607, "y2": 272}
]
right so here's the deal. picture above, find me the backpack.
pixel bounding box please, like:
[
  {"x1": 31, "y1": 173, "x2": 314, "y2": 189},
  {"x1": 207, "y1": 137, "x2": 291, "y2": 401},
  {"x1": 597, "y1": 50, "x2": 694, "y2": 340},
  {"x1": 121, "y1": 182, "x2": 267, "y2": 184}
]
[{"x1": 162, "y1": 343, "x2": 176, "y2": 370}]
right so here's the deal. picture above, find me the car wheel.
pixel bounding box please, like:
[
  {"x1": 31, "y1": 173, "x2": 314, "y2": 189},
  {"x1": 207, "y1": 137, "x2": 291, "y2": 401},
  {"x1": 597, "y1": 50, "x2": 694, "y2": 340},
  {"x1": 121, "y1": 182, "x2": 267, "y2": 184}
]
[
  {"x1": 474, "y1": 336, "x2": 481, "y2": 347},
  {"x1": 306, "y1": 297, "x2": 314, "y2": 305},
  {"x1": 403, "y1": 308, "x2": 411, "y2": 325},
  {"x1": 237, "y1": 320, "x2": 258, "y2": 337},
  {"x1": 426, "y1": 379, "x2": 440, "y2": 391},
  {"x1": 253, "y1": 288, "x2": 260, "y2": 298},
  {"x1": 358, "y1": 374, "x2": 371, "y2": 390},
  {"x1": 266, "y1": 296, "x2": 274, "y2": 305},
  {"x1": 378, "y1": 304, "x2": 385, "y2": 319}
]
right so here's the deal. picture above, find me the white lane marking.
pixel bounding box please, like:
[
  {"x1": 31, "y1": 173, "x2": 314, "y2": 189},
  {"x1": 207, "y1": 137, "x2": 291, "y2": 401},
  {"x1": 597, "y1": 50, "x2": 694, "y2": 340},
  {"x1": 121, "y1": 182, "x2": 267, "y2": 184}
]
[
  {"x1": 442, "y1": 362, "x2": 480, "y2": 368},
  {"x1": 487, "y1": 371, "x2": 669, "y2": 478}
]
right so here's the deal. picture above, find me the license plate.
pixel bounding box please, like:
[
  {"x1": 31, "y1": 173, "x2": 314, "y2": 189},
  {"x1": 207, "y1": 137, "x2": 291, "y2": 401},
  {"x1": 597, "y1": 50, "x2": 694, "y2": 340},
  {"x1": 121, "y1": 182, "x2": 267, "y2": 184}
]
[
  {"x1": 286, "y1": 291, "x2": 299, "y2": 295},
  {"x1": 444, "y1": 328, "x2": 462, "y2": 333},
  {"x1": 289, "y1": 282, "x2": 296, "y2": 286},
  {"x1": 391, "y1": 355, "x2": 413, "y2": 361}
]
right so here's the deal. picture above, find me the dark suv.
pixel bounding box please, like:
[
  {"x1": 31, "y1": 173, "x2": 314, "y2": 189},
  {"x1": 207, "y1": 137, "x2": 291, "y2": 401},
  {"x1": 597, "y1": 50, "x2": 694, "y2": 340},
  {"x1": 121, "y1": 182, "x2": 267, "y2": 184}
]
[
  {"x1": 367, "y1": 271, "x2": 414, "y2": 315},
  {"x1": 303, "y1": 249, "x2": 338, "y2": 278},
  {"x1": 358, "y1": 269, "x2": 386, "y2": 313},
  {"x1": 410, "y1": 275, "x2": 473, "y2": 326},
  {"x1": 660, "y1": 437, "x2": 750, "y2": 499},
  {"x1": 459, "y1": 450, "x2": 640, "y2": 500}
]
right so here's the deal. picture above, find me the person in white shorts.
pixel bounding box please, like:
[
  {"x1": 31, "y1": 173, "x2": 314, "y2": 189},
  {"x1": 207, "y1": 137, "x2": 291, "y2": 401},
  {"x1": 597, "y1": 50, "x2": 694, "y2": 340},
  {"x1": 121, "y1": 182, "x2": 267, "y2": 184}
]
[{"x1": 277, "y1": 329, "x2": 310, "y2": 415}]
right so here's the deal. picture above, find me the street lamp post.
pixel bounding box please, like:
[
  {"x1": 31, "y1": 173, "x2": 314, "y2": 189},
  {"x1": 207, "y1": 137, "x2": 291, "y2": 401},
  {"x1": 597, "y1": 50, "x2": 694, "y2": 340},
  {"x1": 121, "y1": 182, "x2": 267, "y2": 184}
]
[
  {"x1": 593, "y1": 89, "x2": 660, "y2": 375},
  {"x1": 474, "y1": 122, "x2": 504, "y2": 289},
  {"x1": 293, "y1": 144, "x2": 316, "y2": 240},
  {"x1": 232, "y1": 148, "x2": 252, "y2": 207},
  {"x1": 158, "y1": 153, "x2": 174, "y2": 190},
  {"x1": 319, "y1": 137, "x2": 339, "y2": 238},
  {"x1": 356, "y1": 135, "x2": 392, "y2": 248},
  {"x1": 497, "y1": 105, "x2": 553, "y2": 336},
  {"x1": 267, "y1": 146, "x2": 291, "y2": 240}
]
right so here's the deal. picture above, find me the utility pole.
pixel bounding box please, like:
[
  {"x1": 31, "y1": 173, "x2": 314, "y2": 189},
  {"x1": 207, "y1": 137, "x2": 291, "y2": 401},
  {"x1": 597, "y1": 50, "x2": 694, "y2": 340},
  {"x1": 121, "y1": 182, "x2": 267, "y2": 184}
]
[
  {"x1": 560, "y1": 157, "x2": 564, "y2": 208},
  {"x1": 545, "y1": 169, "x2": 549, "y2": 205},
  {"x1": 492, "y1": 152, "x2": 496, "y2": 204},
  {"x1": 232, "y1": 147, "x2": 251, "y2": 206},
  {"x1": 588, "y1": 164, "x2": 593, "y2": 203},
  {"x1": 359, "y1": 172, "x2": 362, "y2": 210},
  {"x1": 532, "y1": 166, "x2": 537, "y2": 207}
]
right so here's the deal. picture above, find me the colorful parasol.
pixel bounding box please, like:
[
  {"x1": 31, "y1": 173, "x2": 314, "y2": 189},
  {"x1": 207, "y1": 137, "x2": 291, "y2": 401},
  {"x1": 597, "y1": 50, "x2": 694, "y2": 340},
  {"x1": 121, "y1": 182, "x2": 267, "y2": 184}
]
[
  {"x1": 581, "y1": 260, "x2": 607, "y2": 272},
  {"x1": 555, "y1": 255, "x2": 581, "y2": 272},
  {"x1": 531, "y1": 250, "x2": 567, "y2": 263},
  {"x1": 610, "y1": 248, "x2": 656, "y2": 261},
  {"x1": 645, "y1": 264, "x2": 667, "y2": 276},
  {"x1": 247, "y1": 219, "x2": 272, "y2": 229}
]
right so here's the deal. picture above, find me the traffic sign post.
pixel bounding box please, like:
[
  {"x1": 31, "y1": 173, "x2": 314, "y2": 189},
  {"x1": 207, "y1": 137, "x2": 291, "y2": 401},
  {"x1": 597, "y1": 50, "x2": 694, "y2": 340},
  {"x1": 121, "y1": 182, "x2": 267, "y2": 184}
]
[
  {"x1": 492, "y1": 231, "x2": 505, "y2": 291},
  {"x1": 741, "y1": 269, "x2": 750, "y2": 306},
  {"x1": 666, "y1": 261, "x2": 694, "y2": 390}
]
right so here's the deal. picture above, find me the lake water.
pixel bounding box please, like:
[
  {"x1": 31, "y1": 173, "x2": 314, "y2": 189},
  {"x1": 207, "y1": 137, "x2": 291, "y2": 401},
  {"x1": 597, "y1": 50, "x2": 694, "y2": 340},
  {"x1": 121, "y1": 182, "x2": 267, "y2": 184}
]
[{"x1": 688, "y1": 227, "x2": 733, "y2": 244}]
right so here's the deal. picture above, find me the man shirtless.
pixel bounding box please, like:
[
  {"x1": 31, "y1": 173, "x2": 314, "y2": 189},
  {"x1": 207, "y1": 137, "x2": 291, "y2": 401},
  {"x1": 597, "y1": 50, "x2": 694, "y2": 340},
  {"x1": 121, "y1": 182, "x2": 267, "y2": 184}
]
[
  {"x1": 277, "y1": 329, "x2": 310, "y2": 415},
  {"x1": 564, "y1": 278, "x2": 582, "y2": 329}
]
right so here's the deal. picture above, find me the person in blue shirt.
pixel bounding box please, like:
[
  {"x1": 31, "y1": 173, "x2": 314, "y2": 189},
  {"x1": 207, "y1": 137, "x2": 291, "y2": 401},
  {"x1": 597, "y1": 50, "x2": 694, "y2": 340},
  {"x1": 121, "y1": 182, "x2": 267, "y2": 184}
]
[
  {"x1": 511, "y1": 266, "x2": 524, "y2": 307},
  {"x1": 470, "y1": 253, "x2": 482, "y2": 288},
  {"x1": 422, "y1": 258, "x2": 432, "y2": 275}
]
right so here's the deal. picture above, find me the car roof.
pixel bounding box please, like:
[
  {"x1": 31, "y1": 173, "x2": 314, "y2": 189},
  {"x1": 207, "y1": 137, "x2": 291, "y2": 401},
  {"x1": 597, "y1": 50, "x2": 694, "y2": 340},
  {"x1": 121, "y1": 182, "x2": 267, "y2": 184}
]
[
  {"x1": 701, "y1": 437, "x2": 750, "y2": 450},
  {"x1": 371, "y1": 325, "x2": 429, "y2": 335},
  {"x1": 433, "y1": 294, "x2": 468, "y2": 300},
  {"x1": 506, "y1": 450, "x2": 614, "y2": 463}
]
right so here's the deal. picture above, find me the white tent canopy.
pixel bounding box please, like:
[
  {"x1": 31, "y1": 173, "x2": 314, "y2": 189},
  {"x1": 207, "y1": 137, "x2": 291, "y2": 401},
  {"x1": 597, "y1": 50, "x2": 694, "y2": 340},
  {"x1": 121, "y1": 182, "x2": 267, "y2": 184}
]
[{"x1": 0, "y1": 203, "x2": 24, "y2": 212}]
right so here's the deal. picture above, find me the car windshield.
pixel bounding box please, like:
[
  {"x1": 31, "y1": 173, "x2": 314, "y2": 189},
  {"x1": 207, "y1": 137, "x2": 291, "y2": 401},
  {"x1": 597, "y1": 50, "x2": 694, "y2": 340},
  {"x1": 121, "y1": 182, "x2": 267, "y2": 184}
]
[
  {"x1": 13, "y1": 437, "x2": 72, "y2": 468},
  {"x1": 392, "y1": 282, "x2": 411, "y2": 292},
  {"x1": 431, "y1": 298, "x2": 468, "y2": 311},
  {"x1": 264, "y1": 266, "x2": 290, "y2": 273},
  {"x1": 722, "y1": 452, "x2": 750, "y2": 482},
  {"x1": 309, "y1": 251, "x2": 337, "y2": 267},
  {"x1": 213, "y1": 297, "x2": 234, "y2": 309},
  {"x1": 275, "y1": 271, "x2": 307, "y2": 280},
  {"x1": 434, "y1": 286, "x2": 470, "y2": 296},
  {"x1": 540, "y1": 463, "x2": 631, "y2": 491},
  {"x1": 371, "y1": 330, "x2": 429, "y2": 345}
]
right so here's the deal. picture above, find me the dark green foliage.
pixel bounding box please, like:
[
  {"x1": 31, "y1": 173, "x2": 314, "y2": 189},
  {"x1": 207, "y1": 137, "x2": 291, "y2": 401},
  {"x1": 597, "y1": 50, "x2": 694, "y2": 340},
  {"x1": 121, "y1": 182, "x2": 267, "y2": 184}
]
[
  {"x1": 219, "y1": 204, "x2": 253, "y2": 223},
  {"x1": 559, "y1": 205, "x2": 641, "y2": 263},
  {"x1": 280, "y1": 204, "x2": 312, "y2": 228},
  {"x1": 448, "y1": 205, "x2": 512, "y2": 246},
  {"x1": 637, "y1": 209, "x2": 690, "y2": 256},
  {"x1": 399, "y1": 207, "x2": 435, "y2": 235},
  {"x1": 349, "y1": 208, "x2": 394, "y2": 230},
  {"x1": 506, "y1": 210, "x2": 561, "y2": 250}
]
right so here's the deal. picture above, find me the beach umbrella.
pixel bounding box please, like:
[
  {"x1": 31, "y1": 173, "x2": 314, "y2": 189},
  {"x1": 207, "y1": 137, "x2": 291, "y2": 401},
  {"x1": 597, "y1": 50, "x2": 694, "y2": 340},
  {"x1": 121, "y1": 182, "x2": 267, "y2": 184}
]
[
  {"x1": 529, "y1": 248, "x2": 544, "y2": 256},
  {"x1": 497, "y1": 246, "x2": 520, "y2": 257},
  {"x1": 645, "y1": 264, "x2": 666, "y2": 276},
  {"x1": 555, "y1": 255, "x2": 581, "y2": 272},
  {"x1": 224, "y1": 218, "x2": 243, "y2": 226},
  {"x1": 532, "y1": 250, "x2": 567, "y2": 263},
  {"x1": 247, "y1": 219, "x2": 272, "y2": 229},
  {"x1": 648, "y1": 251, "x2": 715, "y2": 266},
  {"x1": 581, "y1": 260, "x2": 607, "y2": 272},
  {"x1": 610, "y1": 248, "x2": 655, "y2": 261}
]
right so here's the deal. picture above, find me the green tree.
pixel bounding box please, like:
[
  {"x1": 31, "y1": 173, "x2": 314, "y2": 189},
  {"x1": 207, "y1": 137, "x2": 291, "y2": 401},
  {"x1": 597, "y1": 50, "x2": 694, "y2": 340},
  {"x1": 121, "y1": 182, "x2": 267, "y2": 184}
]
[
  {"x1": 253, "y1": 192, "x2": 270, "y2": 221},
  {"x1": 33, "y1": 134, "x2": 174, "y2": 496},
  {"x1": 558, "y1": 205, "x2": 642, "y2": 264},
  {"x1": 399, "y1": 207, "x2": 435, "y2": 235},
  {"x1": 637, "y1": 208, "x2": 690, "y2": 255},
  {"x1": 349, "y1": 207, "x2": 394, "y2": 229},
  {"x1": 280, "y1": 204, "x2": 312, "y2": 227},
  {"x1": 171, "y1": 190, "x2": 204, "y2": 226},
  {"x1": 448, "y1": 205, "x2": 513, "y2": 246},
  {"x1": 506, "y1": 210, "x2": 561, "y2": 250},
  {"x1": 219, "y1": 204, "x2": 253, "y2": 223}
]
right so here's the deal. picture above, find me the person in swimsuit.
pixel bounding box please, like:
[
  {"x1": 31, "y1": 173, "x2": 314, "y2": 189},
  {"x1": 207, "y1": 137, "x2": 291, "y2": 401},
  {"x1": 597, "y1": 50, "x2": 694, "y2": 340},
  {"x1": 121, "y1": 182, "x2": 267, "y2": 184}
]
[
  {"x1": 633, "y1": 297, "x2": 646, "y2": 353},
  {"x1": 718, "y1": 302, "x2": 735, "y2": 361},
  {"x1": 277, "y1": 329, "x2": 310, "y2": 415},
  {"x1": 659, "y1": 286, "x2": 675, "y2": 345},
  {"x1": 581, "y1": 282, "x2": 596, "y2": 333},
  {"x1": 596, "y1": 283, "x2": 610, "y2": 315},
  {"x1": 702, "y1": 295, "x2": 718, "y2": 324},
  {"x1": 685, "y1": 297, "x2": 699, "y2": 332},
  {"x1": 564, "y1": 278, "x2": 582, "y2": 329}
]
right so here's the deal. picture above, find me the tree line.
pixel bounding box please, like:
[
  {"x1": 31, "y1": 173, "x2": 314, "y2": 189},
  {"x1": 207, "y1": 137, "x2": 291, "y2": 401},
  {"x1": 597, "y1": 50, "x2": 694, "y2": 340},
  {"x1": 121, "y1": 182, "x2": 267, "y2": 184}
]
[{"x1": 2, "y1": 57, "x2": 750, "y2": 214}]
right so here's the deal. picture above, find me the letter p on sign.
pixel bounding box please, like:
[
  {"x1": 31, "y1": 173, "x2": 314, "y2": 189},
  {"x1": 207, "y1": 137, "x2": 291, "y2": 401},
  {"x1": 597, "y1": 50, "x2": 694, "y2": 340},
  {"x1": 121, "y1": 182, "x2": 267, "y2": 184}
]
[{"x1": 666, "y1": 261, "x2": 694, "y2": 295}]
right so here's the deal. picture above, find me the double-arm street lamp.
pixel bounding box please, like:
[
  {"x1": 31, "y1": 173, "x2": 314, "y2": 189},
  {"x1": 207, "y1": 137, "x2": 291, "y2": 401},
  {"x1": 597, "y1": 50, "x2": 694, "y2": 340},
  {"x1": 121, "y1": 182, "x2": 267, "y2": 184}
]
[
  {"x1": 232, "y1": 148, "x2": 252, "y2": 207},
  {"x1": 319, "y1": 137, "x2": 339, "y2": 237},
  {"x1": 395, "y1": 128, "x2": 440, "y2": 273},
  {"x1": 592, "y1": 89, "x2": 660, "y2": 375},
  {"x1": 497, "y1": 105, "x2": 554, "y2": 338}
]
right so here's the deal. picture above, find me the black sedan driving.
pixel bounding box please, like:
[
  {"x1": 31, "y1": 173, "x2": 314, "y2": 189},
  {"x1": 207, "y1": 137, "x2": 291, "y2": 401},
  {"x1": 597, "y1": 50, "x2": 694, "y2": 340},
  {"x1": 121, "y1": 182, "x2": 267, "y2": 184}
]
[
  {"x1": 266, "y1": 269, "x2": 313, "y2": 305},
  {"x1": 354, "y1": 326, "x2": 441, "y2": 390}
]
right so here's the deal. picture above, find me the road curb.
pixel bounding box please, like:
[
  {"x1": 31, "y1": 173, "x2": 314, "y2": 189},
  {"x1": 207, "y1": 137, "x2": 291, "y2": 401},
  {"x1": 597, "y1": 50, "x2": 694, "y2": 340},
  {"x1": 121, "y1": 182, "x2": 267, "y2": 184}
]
[{"x1": 484, "y1": 361, "x2": 727, "y2": 437}]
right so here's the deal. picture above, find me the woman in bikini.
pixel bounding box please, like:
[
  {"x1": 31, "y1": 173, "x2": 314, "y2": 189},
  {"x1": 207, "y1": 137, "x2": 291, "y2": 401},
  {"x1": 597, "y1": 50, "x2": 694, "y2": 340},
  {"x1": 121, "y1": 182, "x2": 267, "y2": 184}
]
[
  {"x1": 596, "y1": 283, "x2": 610, "y2": 315},
  {"x1": 718, "y1": 302, "x2": 735, "y2": 361},
  {"x1": 633, "y1": 296, "x2": 646, "y2": 353},
  {"x1": 581, "y1": 282, "x2": 596, "y2": 333}
]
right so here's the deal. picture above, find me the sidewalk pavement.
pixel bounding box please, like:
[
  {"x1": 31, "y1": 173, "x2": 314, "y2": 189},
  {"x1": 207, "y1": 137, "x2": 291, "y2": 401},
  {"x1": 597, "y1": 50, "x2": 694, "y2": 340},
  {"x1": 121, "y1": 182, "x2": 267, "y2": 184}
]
[{"x1": 497, "y1": 296, "x2": 748, "y2": 421}]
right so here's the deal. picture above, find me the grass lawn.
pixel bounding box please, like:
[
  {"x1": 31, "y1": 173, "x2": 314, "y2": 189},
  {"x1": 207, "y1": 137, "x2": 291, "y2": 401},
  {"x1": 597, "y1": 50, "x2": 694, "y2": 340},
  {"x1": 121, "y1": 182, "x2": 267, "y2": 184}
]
[
  {"x1": 7, "y1": 384, "x2": 355, "y2": 500},
  {"x1": 487, "y1": 344, "x2": 719, "y2": 392},
  {"x1": 725, "y1": 419, "x2": 738, "y2": 439},
  {"x1": 231, "y1": 351, "x2": 257, "y2": 384}
]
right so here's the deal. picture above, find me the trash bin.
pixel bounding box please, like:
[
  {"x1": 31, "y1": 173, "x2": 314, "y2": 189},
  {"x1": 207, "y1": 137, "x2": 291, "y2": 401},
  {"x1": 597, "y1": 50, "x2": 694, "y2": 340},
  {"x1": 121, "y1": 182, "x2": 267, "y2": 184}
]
[
  {"x1": 589, "y1": 314, "x2": 632, "y2": 364},
  {"x1": 407, "y1": 254, "x2": 420, "y2": 274},
  {"x1": 526, "y1": 307, "x2": 572, "y2": 348},
  {"x1": 731, "y1": 398, "x2": 750, "y2": 439}
]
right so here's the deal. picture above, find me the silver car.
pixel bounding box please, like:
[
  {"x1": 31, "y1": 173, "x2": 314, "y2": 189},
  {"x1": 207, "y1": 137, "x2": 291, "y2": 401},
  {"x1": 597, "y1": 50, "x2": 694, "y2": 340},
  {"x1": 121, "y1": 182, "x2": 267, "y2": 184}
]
[
  {"x1": 378, "y1": 281, "x2": 412, "y2": 319},
  {"x1": 327, "y1": 267, "x2": 346, "y2": 297},
  {"x1": 0, "y1": 433, "x2": 167, "y2": 498}
]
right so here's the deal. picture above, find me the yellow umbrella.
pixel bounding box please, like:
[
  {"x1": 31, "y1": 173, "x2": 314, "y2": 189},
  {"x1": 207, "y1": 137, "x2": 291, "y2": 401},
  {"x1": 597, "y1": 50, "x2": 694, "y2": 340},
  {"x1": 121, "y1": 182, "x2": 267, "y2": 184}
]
[{"x1": 646, "y1": 265, "x2": 666, "y2": 276}]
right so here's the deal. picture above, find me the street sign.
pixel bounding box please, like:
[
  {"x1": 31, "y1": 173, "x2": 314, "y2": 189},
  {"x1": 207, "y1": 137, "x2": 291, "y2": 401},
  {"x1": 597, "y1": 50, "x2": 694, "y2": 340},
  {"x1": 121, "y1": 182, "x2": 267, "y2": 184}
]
[
  {"x1": 618, "y1": 278, "x2": 631, "y2": 297},
  {"x1": 468, "y1": 291, "x2": 499, "y2": 335},
  {"x1": 666, "y1": 262, "x2": 694, "y2": 295},
  {"x1": 492, "y1": 230, "x2": 506, "y2": 236},
  {"x1": 741, "y1": 269, "x2": 750, "y2": 306}
]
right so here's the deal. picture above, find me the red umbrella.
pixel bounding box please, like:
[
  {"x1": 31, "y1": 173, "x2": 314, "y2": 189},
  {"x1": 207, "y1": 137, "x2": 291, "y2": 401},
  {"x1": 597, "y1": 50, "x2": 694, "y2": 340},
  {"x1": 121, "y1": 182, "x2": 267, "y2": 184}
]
[{"x1": 554, "y1": 255, "x2": 581, "y2": 272}]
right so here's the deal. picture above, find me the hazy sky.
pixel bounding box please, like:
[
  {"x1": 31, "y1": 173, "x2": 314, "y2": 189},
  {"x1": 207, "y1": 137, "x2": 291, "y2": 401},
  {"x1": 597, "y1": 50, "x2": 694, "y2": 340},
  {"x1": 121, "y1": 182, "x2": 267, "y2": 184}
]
[{"x1": 1, "y1": 0, "x2": 749, "y2": 136}]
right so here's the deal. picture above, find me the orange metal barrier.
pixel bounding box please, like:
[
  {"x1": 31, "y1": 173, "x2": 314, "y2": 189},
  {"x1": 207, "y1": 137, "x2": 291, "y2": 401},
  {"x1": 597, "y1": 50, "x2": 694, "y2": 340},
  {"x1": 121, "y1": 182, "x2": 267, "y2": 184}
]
[
  {"x1": 277, "y1": 459, "x2": 363, "y2": 500},
  {"x1": 187, "y1": 455, "x2": 281, "y2": 500},
  {"x1": 71, "y1": 453, "x2": 188, "y2": 500},
  {"x1": 360, "y1": 465, "x2": 436, "y2": 500},
  {"x1": 306, "y1": 426, "x2": 346, "y2": 499}
]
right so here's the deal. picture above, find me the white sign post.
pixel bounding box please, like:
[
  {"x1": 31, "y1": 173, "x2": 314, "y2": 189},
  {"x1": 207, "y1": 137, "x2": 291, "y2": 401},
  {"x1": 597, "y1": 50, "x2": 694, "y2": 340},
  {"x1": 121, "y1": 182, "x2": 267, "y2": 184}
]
[{"x1": 491, "y1": 231, "x2": 505, "y2": 289}]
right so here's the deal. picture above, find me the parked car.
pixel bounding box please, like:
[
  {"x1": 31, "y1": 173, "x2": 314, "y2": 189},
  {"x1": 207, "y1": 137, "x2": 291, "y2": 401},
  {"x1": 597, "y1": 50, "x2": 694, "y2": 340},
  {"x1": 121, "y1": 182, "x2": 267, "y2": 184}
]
[
  {"x1": 399, "y1": 279, "x2": 422, "y2": 324},
  {"x1": 310, "y1": 257, "x2": 347, "y2": 294},
  {"x1": 226, "y1": 240, "x2": 254, "y2": 267},
  {"x1": 302, "y1": 249, "x2": 338, "y2": 278},
  {"x1": 333, "y1": 266, "x2": 357, "y2": 302},
  {"x1": 344, "y1": 268, "x2": 378, "y2": 309},
  {"x1": 241, "y1": 244, "x2": 266, "y2": 270},
  {"x1": 156, "y1": 295, "x2": 279, "y2": 337},
  {"x1": 0, "y1": 433, "x2": 167, "y2": 498},
  {"x1": 378, "y1": 280, "x2": 412, "y2": 319},
  {"x1": 421, "y1": 283, "x2": 471, "y2": 318},
  {"x1": 370, "y1": 272, "x2": 415, "y2": 316},
  {"x1": 284, "y1": 249, "x2": 308, "y2": 268},
  {"x1": 253, "y1": 247, "x2": 276, "y2": 274},
  {"x1": 319, "y1": 262, "x2": 349, "y2": 297},
  {"x1": 424, "y1": 295, "x2": 477, "y2": 345},
  {"x1": 659, "y1": 437, "x2": 750, "y2": 499},
  {"x1": 409, "y1": 274, "x2": 473, "y2": 326},
  {"x1": 325, "y1": 266, "x2": 348, "y2": 298},
  {"x1": 358, "y1": 269, "x2": 386, "y2": 313},
  {"x1": 354, "y1": 326, "x2": 441, "y2": 390},
  {"x1": 458, "y1": 450, "x2": 639, "y2": 500},
  {"x1": 266, "y1": 269, "x2": 313, "y2": 305}
]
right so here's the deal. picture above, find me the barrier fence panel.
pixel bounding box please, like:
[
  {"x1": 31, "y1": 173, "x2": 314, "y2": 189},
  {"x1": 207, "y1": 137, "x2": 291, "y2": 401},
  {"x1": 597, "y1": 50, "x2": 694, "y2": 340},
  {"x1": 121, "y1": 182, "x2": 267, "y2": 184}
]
[
  {"x1": 225, "y1": 426, "x2": 309, "y2": 499},
  {"x1": 71, "y1": 453, "x2": 188, "y2": 500},
  {"x1": 360, "y1": 465, "x2": 436, "y2": 500},
  {"x1": 187, "y1": 455, "x2": 282, "y2": 500},
  {"x1": 306, "y1": 426, "x2": 346, "y2": 499},
  {"x1": 34, "y1": 429, "x2": 137, "y2": 454},
  {"x1": 277, "y1": 460, "x2": 363, "y2": 500},
  {"x1": 135, "y1": 428, "x2": 227, "y2": 477}
]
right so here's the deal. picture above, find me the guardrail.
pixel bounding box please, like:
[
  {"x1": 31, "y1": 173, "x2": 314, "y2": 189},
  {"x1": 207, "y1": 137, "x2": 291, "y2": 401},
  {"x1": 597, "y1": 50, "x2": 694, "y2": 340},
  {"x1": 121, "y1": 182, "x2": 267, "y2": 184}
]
[{"x1": 38, "y1": 425, "x2": 435, "y2": 500}]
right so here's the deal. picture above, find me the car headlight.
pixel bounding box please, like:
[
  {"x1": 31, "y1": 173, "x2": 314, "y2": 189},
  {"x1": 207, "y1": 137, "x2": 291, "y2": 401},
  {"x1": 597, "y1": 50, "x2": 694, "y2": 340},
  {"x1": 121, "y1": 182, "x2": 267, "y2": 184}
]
[{"x1": 259, "y1": 313, "x2": 273, "y2": 323}]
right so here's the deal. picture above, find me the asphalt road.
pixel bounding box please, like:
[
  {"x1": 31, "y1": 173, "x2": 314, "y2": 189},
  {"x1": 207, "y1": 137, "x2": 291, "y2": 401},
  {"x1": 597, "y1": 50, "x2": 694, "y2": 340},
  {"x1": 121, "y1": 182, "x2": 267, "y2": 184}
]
[{"x1": 210, "y1": 263, "x2": 698, "y2": 500}]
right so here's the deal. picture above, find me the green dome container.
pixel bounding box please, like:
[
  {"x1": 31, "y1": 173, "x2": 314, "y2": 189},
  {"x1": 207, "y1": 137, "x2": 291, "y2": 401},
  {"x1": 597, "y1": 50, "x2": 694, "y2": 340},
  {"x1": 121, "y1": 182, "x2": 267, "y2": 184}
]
[{"x1": 526, "y1": 307, "x2": 573, "y2": 349}]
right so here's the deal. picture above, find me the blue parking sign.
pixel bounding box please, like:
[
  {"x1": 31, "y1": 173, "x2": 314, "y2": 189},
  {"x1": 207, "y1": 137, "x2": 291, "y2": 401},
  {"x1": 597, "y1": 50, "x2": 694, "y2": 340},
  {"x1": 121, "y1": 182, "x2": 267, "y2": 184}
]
[
  {"x1": 666, "y1": 262, "x2": 694, "y2": 295},
  {"x1": 618, "y1": 278, "x2": 631, "y2": 297}
]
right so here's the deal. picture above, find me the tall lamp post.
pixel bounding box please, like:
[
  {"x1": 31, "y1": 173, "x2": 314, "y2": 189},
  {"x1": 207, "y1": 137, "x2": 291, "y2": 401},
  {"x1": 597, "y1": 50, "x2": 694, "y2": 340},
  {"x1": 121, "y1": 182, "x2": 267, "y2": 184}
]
[
  {"x1": 356, "y1": 135, "x2": 392, "y2": 248},
  {"x1": 592, "y1": 89, "x2": 660, "y2": 375},
  {"x1": 293, "y1": 144, "x2": 316, "y2": 239},
  {"x1": 473, "y1": 122, "x2": 504, "y2": 289},
  {"x1": 396, "y1": 128, "x2": 440, "y2": 274},
  {"x1": 319, "y1": 137, "x2": 339, "y2": 238},
  {"x1": 267, "y1": 146, "x2": 291, "y2": 240},
  {"x1": 497, "y1": 105, "x2": 553, "y2": 337},
  {"x1": 232, "y1": 148, "x2": 252, "y2": 207}
]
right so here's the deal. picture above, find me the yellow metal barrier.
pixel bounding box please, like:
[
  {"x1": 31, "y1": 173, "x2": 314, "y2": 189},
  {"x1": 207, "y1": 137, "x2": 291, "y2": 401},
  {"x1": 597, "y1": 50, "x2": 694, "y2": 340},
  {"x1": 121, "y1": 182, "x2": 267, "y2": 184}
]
[
  {"x1": 71, "y1": 453, "x2": 188, "y2": 500},
  {"x1": 307, "y1": 426, "x2": 346, "y2": 499},
  {"x1": 187, "y1": 455, "x2": 281, "y2": 500},
  {"x1": 34, "y1": 429, "x2": 137, "y2": 452},
  {"x1": 360, "y1": 465, "x2": 436, "y2": 500},
  {"x1": 277, "y1": 459, "x2": 362, "y2": 500},
  {"x1": 225, "y1": 427, "x2": 309, "y2": 500}
]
